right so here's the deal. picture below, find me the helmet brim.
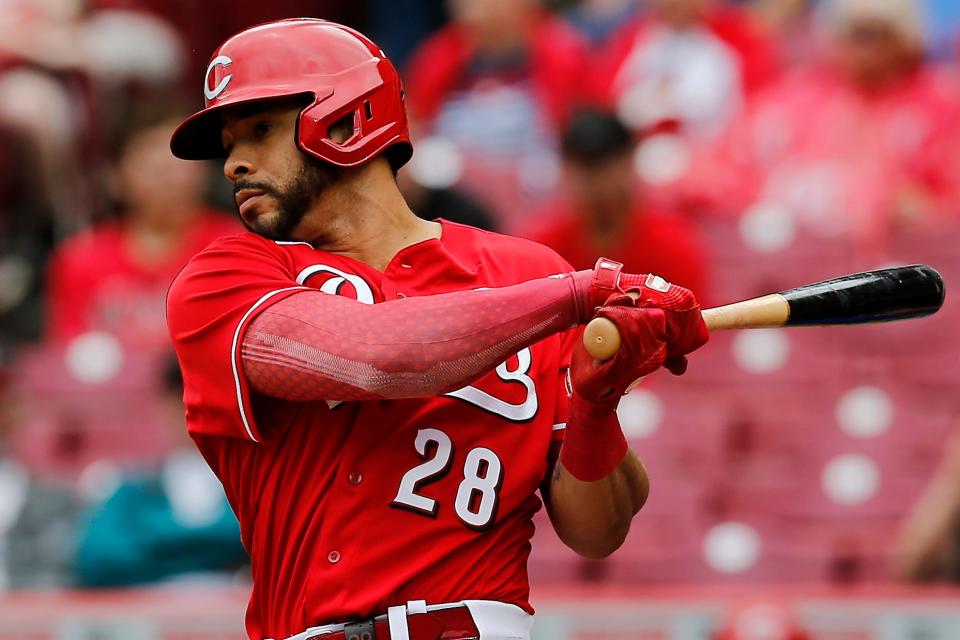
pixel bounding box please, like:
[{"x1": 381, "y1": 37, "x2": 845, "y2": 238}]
[{"x1": 169, "y1": 90, "x2": 314, "y2": 160}]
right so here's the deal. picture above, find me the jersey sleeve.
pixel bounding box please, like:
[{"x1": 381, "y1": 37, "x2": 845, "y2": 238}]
[{"x1": 166, "y1": 235, "x2": 309, "y2": 443}]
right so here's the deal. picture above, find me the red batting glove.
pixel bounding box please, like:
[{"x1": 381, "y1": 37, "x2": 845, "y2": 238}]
[
  {"x1": 570, "y1": 257, "x2": 709, "y2": 375},
  {"x1": 560, "y1": 276, "x2": 708, "y2": 481}
]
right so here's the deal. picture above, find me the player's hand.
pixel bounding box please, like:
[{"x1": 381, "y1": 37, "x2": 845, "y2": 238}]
[
  {"x1": 570, "y1": 283, "x2": 708, "y2": 409},
  {"x1": 573, "y1": 257, "x2": 700, "y2": 326}
]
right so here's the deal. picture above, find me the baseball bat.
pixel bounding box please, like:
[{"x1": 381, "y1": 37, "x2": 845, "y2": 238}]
[{"x1": 583, "y1": 264, "x2": 945, "y2": 360}]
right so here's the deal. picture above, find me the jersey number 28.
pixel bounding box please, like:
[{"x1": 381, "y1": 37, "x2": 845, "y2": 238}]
[{"x1": 391, "y1": 428, "x2": 503, "y2": 530}]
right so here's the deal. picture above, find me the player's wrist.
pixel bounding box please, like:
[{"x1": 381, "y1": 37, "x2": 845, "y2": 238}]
[
  {"x1": 570, "y1": 387, "x2": 620, "y2": 420},
  {"x1": 569, "y1": 258, "x2": 626, "y2": 324},
  {"x1": 561, "y1": 393, "x2": 629, "y2": 482}
]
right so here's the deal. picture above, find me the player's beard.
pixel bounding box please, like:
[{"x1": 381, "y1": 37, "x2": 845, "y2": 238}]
[{"x1": 235, "y1": 154, "x2": 342, "y2": 241}]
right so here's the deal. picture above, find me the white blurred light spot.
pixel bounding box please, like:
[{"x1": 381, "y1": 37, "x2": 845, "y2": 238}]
[
  {"x1": 65, "y1": 331, "x2": 124, "y2": 384},
  {"x1": 703, "y1": 522, "x2": 761, "y2": 574},
  {"x1": 730, "y1": 603, "x2": 793, "y2": 639},
  {"x1": 78, "y1": 460, "x2": 122, "y2": 502},
  {"x1": 633, "y1": 134, "x2": 689, "y2": 185},
  {"x1": 81, "y1": 10, "x2": 185, "y2": 82},
  {"x1": 731, "y1": 330, "x2": 790, "y2": 374},
  {"x1": 836, "y1": 386, "x2": 893, "y2": 438},
  {"x1": 407, "y1": 136, "x2": 463, "y2": 189},
  {"x1": 822, "y1": 454, "x2": 879, "y2": 505},
  {"x1": 616, "y1": 389, "x2": 663, "y2": 439},
  {"x1": 739, "y1": 201, "x2": 796, "y2": 253},
  {"x1": 617, "y1": 83, "x2": 667, "y2": 131}
]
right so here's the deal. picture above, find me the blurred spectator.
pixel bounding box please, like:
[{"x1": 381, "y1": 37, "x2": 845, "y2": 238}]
[
  {"x1": 520, "y1": 110, "x2": 708, "y2": 297},
  {"x1": 73, "y1": 359, "x2": 247, "y2": 588},
  {"x1": 0, "y1": 0, "x2": 187, "y2": 230},
  {"x1": 368, "y1": 0, "x2": 446, "y2": 69},
  {"x1": 747, "y1": 0, "x2": 818, "y2": 68},
  {"x1": 0, "y1": 370, "x2": 84, "y2": 590},
  {"x1": 594, "y1": 0, "x2": 779, "y2": 141},
  {"x1": 405, "y1": 0, "x2": 590, "y2": 228},
  {"x1": 0, "y1": 0, "x2": 188, "y2": 347},
  {"x1": 407, "y1": 0, "x2": 588, "y2": 144},
  {"x1": 0, "y1": 0, "x2": 92, "y2": 230},
  {"x1": 560, "y1": 0, "x2": 641, "y2": 46},
  {"x1": 682, "y1": 0, "x2": 960, "y2": 258},
  {"x1": 46, "y1": 116, "x2": 238, "y2": 351},
  {"x1": 893, "y1": 425, "x2": 960, "y2": 582}
]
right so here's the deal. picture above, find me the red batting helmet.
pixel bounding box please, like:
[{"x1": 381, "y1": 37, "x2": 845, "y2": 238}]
[{"x1": 169, "y1": 18, "x2": 412, "y2": 170}]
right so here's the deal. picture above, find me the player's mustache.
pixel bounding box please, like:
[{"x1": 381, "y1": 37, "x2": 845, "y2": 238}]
[{"x1": 234, "y1": 181, "x2": 278, "y2": 198}]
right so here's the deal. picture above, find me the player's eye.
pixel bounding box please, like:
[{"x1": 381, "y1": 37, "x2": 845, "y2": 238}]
[{"x1": 253, "y1": 122, "x2": 273, "y2": 138}]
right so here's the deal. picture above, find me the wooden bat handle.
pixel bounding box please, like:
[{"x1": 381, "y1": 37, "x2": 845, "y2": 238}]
[{"x1": 582, "y1": 294, "x2": 791, "y2": 360}]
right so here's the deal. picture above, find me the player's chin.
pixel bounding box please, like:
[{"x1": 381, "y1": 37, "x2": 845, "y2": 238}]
[
  {"x1": 246, "y1": 210, "x2": 303, "y2": 242},
  {"x1": 240, "y1": 206, "x2": 276, "y2": 234}
]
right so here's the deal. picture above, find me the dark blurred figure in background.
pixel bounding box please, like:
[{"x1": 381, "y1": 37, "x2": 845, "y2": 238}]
[
  {"x1": 405, "y1": 0, "x2": 589, "y2": 230},
  {"x1": 74, "y1": 359, "x2": 247, "y2": 588},
  {"x1": 0, "y1": 362, "x2": 84, "y2": 590},
  {"x1": 682, "y1": 0, "x2": 960, "y2": 259},
  {"x1": 893, "y1": 425, "x2": 960, "y2": 583},
  {"x1": 46, "y1": 117, "x2": 238, "y2": 352},
  {"x1": 397, "y1": 163, "x2": 499, "y2": 231},
  {"x1": 521, "y1": 110, "x2": 708, "y2": 298},
  {"x1": 368, "y1": 0, "x2": 447, "y2": 69}
]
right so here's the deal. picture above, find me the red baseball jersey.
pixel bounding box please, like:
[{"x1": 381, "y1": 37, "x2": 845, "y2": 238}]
[{"x1": 166, "y1": 220, "x2": 575, "y2": 639}]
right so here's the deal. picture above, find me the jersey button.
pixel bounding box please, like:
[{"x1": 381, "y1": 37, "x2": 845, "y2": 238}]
[
  {"x1": 348, "y1": 471, "x2": 363, "y2": 485},
  {"x1": 328, "y1": 550, "x2": 341, "y2": 564}
]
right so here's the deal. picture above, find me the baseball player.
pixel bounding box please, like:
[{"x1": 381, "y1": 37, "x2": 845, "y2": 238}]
[{"x1": 166, "y1": 19, "x2": 708, "y2": 640}]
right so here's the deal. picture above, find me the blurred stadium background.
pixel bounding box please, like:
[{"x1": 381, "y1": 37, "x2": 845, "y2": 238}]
[{"x1": 1, "y1": 0, "x2": 960, "y2": 638}]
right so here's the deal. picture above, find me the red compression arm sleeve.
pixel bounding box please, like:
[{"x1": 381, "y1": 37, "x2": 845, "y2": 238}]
[{"x1": 242, "y1": 272, "x2": 595, "y2": 402}]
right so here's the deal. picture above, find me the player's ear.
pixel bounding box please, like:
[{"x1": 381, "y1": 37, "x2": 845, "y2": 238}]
[{"x1": 327, "y1": 114, "x2": 355, "y2": 145}]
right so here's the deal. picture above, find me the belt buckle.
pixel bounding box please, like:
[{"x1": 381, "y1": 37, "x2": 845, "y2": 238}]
[{"x1": 343, "y1": 619, "x2": 376, "y2": 640}]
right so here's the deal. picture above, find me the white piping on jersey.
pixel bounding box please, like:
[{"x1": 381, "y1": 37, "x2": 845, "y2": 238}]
[
  {"x1": 231, "y1": 286, "x2": 310, "y2": 442},
  {"x1": 274, "y1": 240, "x2": 314, "y2": 247},
  {"x1": 552, "y1": 423, "x2": 566, "y2": 431}
]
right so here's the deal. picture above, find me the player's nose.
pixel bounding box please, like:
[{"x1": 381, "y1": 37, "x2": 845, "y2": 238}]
[{"x1": 224, "y1": 153, "x2": 255, "y2": 183}]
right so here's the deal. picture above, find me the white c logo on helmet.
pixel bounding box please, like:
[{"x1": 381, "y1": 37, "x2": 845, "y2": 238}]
[{"x1": 204, "y1": 55, "x2": 233, "y2": 101}]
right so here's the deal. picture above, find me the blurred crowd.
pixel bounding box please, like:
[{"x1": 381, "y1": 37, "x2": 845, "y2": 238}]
[{"x1": 1, "y1": 0, "x2": 960, "y2": 594}]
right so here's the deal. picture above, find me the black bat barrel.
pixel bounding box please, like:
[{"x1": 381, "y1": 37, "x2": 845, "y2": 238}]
[{"x1": 781, "y1": 265, "x2": 945, "y2": 326}]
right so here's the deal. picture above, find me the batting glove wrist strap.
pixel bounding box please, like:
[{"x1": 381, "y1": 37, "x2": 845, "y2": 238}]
[
  {"x1": 561, "y1": 395, "x2": 629, "y2": 482},
  {"x1": 569, "y1": 257, "x2": 624, "y2": 324}
]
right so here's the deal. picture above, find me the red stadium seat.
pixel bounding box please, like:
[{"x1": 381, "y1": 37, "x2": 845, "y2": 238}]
[{"x1": 8, "y1": 342, "x2": 176, "y2": 478}]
